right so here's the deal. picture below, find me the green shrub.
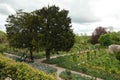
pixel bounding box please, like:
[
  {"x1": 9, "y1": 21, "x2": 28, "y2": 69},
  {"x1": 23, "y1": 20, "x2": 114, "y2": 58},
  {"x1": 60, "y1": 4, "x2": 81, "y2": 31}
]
[
  {"x1": 98, "y1": 34, "x2": 111, "y2": 46},
  {"x1": 115, "y1": 52, "x2": 120, "y2": 62},
  {"x1": 0, "y1": 54, "x2": 56, "y2": 80}
]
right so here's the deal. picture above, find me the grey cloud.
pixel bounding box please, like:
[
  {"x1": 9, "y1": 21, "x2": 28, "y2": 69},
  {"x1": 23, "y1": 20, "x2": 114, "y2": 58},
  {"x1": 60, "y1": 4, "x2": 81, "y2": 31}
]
[
  {"x1": 71, "y1": 16, "x2": 99, "y2": 24},
  {"x1": 0, "y1": 26, "x2": 6, "y2": 32},
  {"x1": 68, "y1": 0, "x2": 100, "y2": 23},
  {"x1": 0, "y1": 3, "x2": 15, "y2": 15},
  {"x1": 0, "y1": 0, "x2": 100, "y2": 24},
  {"x1": 0, "y1": 4, "x2": 11, "y2": 15},
  {"x1": 0, "y1": 7, "x2": 10, "y2": 15},
  {"x1": 0, "y1": 0, "x2": 44, "y2": 12}
]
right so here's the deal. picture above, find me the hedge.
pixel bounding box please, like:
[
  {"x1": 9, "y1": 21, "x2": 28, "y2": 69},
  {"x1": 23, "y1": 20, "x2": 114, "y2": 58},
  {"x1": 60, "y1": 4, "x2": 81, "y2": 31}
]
[{"x1": 0, "y1": 54, "x2": 56, "y2": 80}]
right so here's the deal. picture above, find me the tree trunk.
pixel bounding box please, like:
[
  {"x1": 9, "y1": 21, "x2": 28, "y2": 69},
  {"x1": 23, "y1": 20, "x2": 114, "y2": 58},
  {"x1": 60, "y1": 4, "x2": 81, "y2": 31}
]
[
  {"x1": 30, "y1": 48, "x2": 34, "y2": 61},
  {"x1": 46, "y1": 49, "x2": 50, "y2": 61}
]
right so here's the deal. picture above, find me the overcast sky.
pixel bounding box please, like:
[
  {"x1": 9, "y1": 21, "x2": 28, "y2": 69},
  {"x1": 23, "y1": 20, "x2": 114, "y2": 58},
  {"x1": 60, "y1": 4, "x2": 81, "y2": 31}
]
[{"x1": 0, "y1": 0, "x2": 120, "y2": 35}]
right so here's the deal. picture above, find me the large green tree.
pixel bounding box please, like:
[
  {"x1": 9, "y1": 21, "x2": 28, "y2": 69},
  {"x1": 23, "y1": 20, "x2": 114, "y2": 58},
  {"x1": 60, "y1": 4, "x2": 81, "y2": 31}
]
[
  {"x1": 34, "y1": 5, "x2": 75, "y2": 61},
  {"x1": 6, "y1": 5, "x2": 75, "y2": 61},
  {"x1": 5, "y1": 10, "x2": 42, "y2": 60}
]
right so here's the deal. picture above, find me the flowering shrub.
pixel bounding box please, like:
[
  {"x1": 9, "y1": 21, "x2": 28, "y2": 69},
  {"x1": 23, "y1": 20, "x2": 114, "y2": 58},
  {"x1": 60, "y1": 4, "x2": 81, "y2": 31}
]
[{"x1": 0, "y1": 54, "x2": 56, "y2": 80}]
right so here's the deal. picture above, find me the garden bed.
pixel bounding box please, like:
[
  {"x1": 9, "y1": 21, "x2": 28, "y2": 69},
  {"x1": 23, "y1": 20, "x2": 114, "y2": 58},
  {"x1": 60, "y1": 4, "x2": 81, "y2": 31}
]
[
  {"x1": 30, "y1": 63, "x2": 57, "y2": 74},
  {"x1": 43, "y1": 49, "x2": 120, "y2": 80},
  {"x1": 60, "y1": 70, "x2": 94, "y2": 80}
]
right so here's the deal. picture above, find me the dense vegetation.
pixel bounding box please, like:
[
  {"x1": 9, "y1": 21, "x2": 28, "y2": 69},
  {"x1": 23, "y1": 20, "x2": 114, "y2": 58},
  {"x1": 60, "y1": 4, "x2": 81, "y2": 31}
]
[
  {"x1": 0, "y1": 31, "x2": 7, "y2": 43},
  {"x1": 0, "y1": 31, "x2": 8, "y2": 53},
  {"x1": 90, "y1": 26, "x2": 107, "y2": 44},
  {"x1": 60, "y1": 70, "x2": 93, "y2": 80},
  {"x1": 99, "y1": 32, "x2": 120, "y2": 46},
  {"x1": 43, "y1": 35, "x2": 120, "y2": 80},
  {"x1": 0, "y1": 54, "x2": 56, "y2": 80},
  {"x1": 5, "y1": 5, "x2": 75, "y2": 61},
  {"x1": 0, "y1": 4, "x2": 120, "y2": 80}
]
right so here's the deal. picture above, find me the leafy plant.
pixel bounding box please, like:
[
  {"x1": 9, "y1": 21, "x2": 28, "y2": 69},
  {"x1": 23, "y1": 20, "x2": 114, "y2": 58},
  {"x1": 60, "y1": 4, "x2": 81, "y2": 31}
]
[
  {"x1": 0, "y1": 54, "x2": 56, "y2": 80},
  {"x1": 99, "y1": 34, "x2": 112, "y2": 46},
  {"x1": 115, "y1": 52, "x2": 120, "y2": 62}
]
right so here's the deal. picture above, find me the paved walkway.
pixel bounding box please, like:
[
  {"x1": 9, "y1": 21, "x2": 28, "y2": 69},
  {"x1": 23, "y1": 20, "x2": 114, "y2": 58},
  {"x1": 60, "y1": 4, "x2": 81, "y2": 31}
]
[{"x1": 4, "y1": 53, "x2": 103, "y2": 80}]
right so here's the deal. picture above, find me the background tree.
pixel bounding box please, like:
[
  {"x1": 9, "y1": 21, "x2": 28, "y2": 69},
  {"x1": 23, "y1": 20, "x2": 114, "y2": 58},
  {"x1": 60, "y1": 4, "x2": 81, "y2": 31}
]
[
  {"x1": 5, "y1": 10, "x2": 42, "y2": 61},
  {"x1": 34, "y1": 5, "x2": 75, "y2": 61},
  {"x1": 98, "y1": 31, "x2": 120, "y2": 46},
  {"x1": 90, "y1": 26, "x2": 107, "y2": 44},
  {"x1": 109, "y1": 32, "x2": 120, "y2": 45},
  {"x1": 0, "y1": 31, "x2": 7, "y2": 43},
  {"x1": 98, "y1": 34, "x2": 112, "y2": 46}
]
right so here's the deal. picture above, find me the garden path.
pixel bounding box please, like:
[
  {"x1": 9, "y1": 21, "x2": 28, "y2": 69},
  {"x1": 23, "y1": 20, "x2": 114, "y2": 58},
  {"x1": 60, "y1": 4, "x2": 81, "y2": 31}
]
[
  {"x1": 4, "y1": 53, "x2": 103, "y2": 80},
  {"x1": 35, "y1": 54, "x2": 103, "y2": 80}
]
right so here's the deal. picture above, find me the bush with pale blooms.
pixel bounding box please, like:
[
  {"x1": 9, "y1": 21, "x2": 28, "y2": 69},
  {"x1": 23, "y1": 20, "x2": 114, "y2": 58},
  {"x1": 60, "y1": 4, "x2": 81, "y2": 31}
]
[{"x1": 108, "y1": 44, "x2": 120, "y2": 53}]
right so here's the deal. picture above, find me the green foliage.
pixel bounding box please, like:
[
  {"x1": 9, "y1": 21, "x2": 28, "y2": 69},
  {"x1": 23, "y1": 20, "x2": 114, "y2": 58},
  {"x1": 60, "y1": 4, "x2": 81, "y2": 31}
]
[
  {"x1": 43, "y1": 49, "x2": 120, "y2": 80},
  {"x1": 109, "y1": 32, "x2": 120, "y2": 44},
  {"x1": 0, "y1": 30, "x2": 7, "y2": 43},
  {"x1": 98, "y1": 32, "x2": 120, "y2": 46},
  {"x1": 60, "y1": 70, "x2": 93, "y2": 80},
  {"x1": 98, "y1": 34, "x2": 112, "y2": 46},
  {"x1": 70, "y1": 35, "x2": 90, "y2": 54},
  {"x1": 6, "y1": 5, "x2": 75, "y2": 61},
  {"x1": 5, "y1": 10, "x2": 42, "y2": 60},
  {"x1": 34, "y1": 5, "x2": 75, "y2": 60},
  {"x1": 0, "y1": 42, "x2": 10, "y2": 54},
  {"x1": 0, "y1": 54, "x2": 56, "y2": 80},
  {"x1": 115, "y1": 52, "x2": 120, "y2": 62}
]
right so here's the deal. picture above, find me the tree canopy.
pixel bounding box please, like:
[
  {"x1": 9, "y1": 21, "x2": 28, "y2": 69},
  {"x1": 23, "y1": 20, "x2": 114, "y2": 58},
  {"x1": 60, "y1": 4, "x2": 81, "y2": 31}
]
[
  {"x1": 34, "y1": 5, "x2": 75, "y2": 60},
  {"x1": 5, "y1": 10, "x2": 42, "y2": 60},
  {"x1": 109, "y1": 32, "x2": 120, "y2": 45},
  {"x1": 5, "y1": 5, "x2": 75, "y2": 61},
  {"x1": 90, "y1": 26, "x2": 107, "y2": 44},
  {"x1": 98, "y1": 32, "x2": 120, "y2": 46},
  {"x1": 98, "y1": 34, "x2": 112, "y2": 46}
]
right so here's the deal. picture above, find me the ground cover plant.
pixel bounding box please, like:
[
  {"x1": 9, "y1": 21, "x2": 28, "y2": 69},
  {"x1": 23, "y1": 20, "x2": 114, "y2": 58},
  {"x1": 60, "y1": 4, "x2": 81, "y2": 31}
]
[{"x1": 60, "y1": 70, "x2": 94, "y2": 80}]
